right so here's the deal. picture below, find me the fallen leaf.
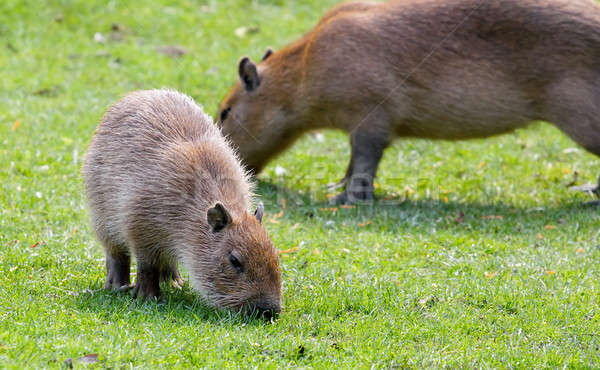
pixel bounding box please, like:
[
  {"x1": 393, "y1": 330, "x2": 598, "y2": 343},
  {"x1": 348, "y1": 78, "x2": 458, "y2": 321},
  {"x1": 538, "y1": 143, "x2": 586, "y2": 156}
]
[
  {"x1": 79, "y1": 354, "x2": 98, "y2": 364},
  {"x1": 157, "y1": 45, "x2": 188, "y2": 58},
  {"x1": 358, "y1": 220, "x2": 372, "y2": 227},
  {"x1": 545, "y1": 270, "x2": 555, "y2": 275},
  {"x1": 418, "y1": 295, "x2": 437, "y2": 308},
  {"x1": 235, "y1": 26, "x2": 260, "y2": 38},
  {"x1": 273, "y1": 210, "x2": 284, "y2": 218},
  {"x1": 63, "y1": 359, "x2": 73, "y2": 369},
  {"x1": 319, "y1": 207, "x2": 338, "y2": 212},
  {"x1": 30, "y1": 242, "x2": 39, "y2": 249},
  {"x1": 274, "y1": 165, "x2": 287, "y2": 176},
  {"x1": 269, "y1": 219, "x2": 280, "y2": 224},
  {"x1": 544, "y1": 225, "x2": 556, "y2": 230},
  {"x1": 341, "y1": 205, "x2": 355, "y2": 209},
  {"x1": 12, "y1": 120, "x2": 20, "y2": 131},
  {"x1": 93, "y1": 32, "x2": 106, "y2": 43},
  {"x1": 478, "y1": 161, "x2": 486, "y2": 169},
  {"x1": 279, "y1": 246, "x2": 298, "y2": 254},
  {"x1": 537, "y1": 233, "x2": 544, "y2": 239},
  {"x1": 484, "y1": 271, "x2": 498, "y2": 279},
  {"x1": 576, "y1": 247, "x2": 584, "y2": 253},
  {"x1": 566, "y1": 171, "x2": 579, "y2": 188},
  {"x1": 481, "y1": 215, "x2": 503, "y2": 220}
]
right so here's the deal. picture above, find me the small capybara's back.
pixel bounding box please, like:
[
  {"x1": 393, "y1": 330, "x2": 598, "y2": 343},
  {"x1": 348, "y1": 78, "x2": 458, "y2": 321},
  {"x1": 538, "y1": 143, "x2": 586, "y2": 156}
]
[{"x1": 83, "y1": 90, "x2": 281, "y2": 317}]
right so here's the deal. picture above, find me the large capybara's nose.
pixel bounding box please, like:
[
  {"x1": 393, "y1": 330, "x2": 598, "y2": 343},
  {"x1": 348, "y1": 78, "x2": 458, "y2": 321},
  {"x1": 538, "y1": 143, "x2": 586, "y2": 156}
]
[{"x1": 254, "y1": 304, "x2": 281, "y2": 320}]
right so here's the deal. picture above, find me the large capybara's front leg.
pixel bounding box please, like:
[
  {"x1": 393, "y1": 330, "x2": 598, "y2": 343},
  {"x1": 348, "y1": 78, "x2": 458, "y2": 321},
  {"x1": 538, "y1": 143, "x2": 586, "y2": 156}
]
[{"x1": 333, "y1": 130, "x2": 389, "y2": 204}]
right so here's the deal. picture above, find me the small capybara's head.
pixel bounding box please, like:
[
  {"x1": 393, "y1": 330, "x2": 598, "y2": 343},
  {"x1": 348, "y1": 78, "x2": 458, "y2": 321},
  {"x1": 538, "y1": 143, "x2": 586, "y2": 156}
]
[
  {"x1": 191, "y1": 201, "x2": 282, "y2": 318},
  {"x1": 217, "y1": 51, "x2": 299, "y2": 175}
]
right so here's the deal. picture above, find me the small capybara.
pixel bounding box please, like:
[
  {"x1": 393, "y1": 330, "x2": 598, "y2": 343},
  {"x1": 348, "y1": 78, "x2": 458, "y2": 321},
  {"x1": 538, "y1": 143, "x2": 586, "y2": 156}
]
[
  {"x1": 218, "y1": 0, "x2": 600, "y2": 203},
  {"x1": 83, "y1": 90, "x2": 282, "y2": 317}
]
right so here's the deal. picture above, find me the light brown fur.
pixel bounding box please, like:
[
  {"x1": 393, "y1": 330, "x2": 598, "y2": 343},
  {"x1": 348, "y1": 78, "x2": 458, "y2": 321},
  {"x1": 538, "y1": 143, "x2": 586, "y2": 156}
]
[
  {"x1": 83, "y1": 89, "x2": 281, "y2": 316},
  {"x1": 218, "y1": 0, "x2": 600, "y2": 203}
]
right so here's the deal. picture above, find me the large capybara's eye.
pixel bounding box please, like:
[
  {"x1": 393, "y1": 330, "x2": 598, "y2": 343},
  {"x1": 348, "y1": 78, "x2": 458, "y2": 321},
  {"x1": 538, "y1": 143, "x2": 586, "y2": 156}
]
[
  {"x1": 229, "y1": 251, "x2": 244, "y2": 273},
  {"x1": 220, "y1": 107, "x2": 231, "y2": 123}
]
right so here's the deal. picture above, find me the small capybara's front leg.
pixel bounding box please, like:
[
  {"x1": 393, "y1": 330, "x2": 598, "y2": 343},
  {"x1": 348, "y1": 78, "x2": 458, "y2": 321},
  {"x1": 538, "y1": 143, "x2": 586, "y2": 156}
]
[
  {"x1": 104, "y1": 250, "x2": 131, "y2": 290},
  {"x1": 132, "y1": 261, "x2": 161, "y2": 299},
  {"x1": 333, "y1": 130, "x2": 389, "y2": 204}
]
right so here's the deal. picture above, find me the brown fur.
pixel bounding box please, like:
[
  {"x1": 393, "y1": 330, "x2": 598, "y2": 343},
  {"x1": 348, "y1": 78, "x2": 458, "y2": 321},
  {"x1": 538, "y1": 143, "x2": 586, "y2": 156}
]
[
  {"x1": 218, "y1": 0, "x2": 600, "y2": 203},
  {"x1": 82, "y1": 90, "x2": 281, "y2": 316}
]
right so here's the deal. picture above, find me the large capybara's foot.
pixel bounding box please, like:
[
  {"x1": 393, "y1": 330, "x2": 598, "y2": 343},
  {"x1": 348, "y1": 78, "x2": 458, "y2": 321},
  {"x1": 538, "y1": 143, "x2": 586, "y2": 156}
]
[
  {"x1": 131, "y1": 265, "x2": 161, "y2": 299},
  {"x1": 104, "y1": 253, "x2": 131, "y2": 290},
  {"x1": 331, "y1": 189, "x2": 375, "y2": 205}
]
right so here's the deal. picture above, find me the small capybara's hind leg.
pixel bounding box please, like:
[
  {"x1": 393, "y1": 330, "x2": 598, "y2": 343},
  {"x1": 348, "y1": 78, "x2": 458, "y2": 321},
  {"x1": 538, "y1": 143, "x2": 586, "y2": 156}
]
[
  {"x1": 545, "y1": 75, "x2": 600, "y2": 199},
  {"x1": 161, "y1": 264, "x2": 184, "y2": 289},
  {"x1": 104, "y1": 248, "x2": 131, "y2": 290}
]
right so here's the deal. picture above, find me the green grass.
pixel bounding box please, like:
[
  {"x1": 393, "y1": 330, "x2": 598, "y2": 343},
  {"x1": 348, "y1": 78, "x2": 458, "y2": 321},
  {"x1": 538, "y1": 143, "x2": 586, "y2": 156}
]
[{"x1": 1, "y1": 0, "x2": 600, "y2": 367}]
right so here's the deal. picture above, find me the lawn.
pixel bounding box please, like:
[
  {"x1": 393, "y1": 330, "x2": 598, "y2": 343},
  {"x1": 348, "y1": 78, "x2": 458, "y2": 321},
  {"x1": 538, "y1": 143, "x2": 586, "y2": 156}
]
[{"x1": 1, "y1": 0, "x2": 600, "y2": 367}]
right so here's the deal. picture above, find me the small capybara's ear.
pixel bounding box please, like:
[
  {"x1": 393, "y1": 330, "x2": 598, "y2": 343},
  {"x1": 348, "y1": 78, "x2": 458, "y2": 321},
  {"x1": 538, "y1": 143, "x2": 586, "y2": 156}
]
[
  {"x1": 239, "y1": 57, "x2": 260, "y2": 91},
  {"x1": 207, "y1": 203, "x2": 232, "y2": 232},
  {"x1": 261, "y1": 48, "x2": 273, "y2": 62},
  {"x1": 254, "y1": 201, "x2": 264, "y2": 223}
]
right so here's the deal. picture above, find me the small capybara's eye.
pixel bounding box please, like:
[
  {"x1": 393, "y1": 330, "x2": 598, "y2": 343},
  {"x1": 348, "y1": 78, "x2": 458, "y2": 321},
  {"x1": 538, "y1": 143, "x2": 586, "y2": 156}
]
[
  {"x1": 220, "y1": 107, "x2": 231, "y2": 123},
  {"x1": 229, "y1": 252, "x2": 243, "y2": 273}
]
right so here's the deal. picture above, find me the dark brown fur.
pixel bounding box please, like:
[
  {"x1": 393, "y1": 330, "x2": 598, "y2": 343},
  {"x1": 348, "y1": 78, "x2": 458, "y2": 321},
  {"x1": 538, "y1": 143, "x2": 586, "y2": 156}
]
[
  {"x1": 218, "y1": 0, "x2": 600, "y2": 203},
  {"x1": 83, "y1": 90, "x2": 281, "y2": 316}
]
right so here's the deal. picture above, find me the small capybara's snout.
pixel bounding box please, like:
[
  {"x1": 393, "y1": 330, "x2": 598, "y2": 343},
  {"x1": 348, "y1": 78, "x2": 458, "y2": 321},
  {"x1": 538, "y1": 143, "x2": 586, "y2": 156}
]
[
  {"x1": 247, "y1": 296, "x2": 281, "y2": 320},
  {"x1": 254, "y1": 304, "x2": 281, "y2": 320}
]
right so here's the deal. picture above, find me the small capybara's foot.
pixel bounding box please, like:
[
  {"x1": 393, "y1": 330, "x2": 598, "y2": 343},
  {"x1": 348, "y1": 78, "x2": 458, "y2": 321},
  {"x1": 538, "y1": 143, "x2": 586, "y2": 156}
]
[
  {"x1": 104, "y1": 253, "x2": 131, "y2": 290},
  {"x1": 131, "y1": 282, "x2": 160, "y2": 300},
  {"x1": 132, "y1": 266, "x2": 160, "y2": 299}
]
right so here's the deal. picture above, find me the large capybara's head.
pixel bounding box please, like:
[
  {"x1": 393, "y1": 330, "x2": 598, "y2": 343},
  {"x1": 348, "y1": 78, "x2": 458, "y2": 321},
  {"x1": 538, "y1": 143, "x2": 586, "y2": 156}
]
[
  {"x1": 190, "y1": 201, "x2": 282, "y2": 318},
  {"x1": 217, "y1": 51, "x2": 302, "y2": 175}
]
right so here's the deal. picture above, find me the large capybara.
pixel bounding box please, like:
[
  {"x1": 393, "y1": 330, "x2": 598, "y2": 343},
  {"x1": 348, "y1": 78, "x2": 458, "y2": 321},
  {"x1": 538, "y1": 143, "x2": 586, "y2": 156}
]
[
  {"x1": 218, "y1": 0, "x2": 600, "y2": 203},
  {"x1": 83, "y1": 89, "x2": 282, "y2": 318}
]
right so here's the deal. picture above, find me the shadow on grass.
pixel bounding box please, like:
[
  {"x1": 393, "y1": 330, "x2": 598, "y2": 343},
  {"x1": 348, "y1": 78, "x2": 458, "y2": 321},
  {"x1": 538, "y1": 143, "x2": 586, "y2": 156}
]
[
  {"x1": 69, "y1": 283, "x2": 273, "y2": 327},
  {"x1": 256, "y1": 179, "x2": 599, "y2": 235}
]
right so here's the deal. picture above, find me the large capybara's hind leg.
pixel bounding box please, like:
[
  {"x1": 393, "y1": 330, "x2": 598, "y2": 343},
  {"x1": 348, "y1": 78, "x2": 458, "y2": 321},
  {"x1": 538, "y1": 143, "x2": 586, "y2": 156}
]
[
  {"x1": 545, "y1": 75, "x2": 600, "y2": 201},
  {"x1": 104, "y1": 247, "x2": 131, "y2": 290}
]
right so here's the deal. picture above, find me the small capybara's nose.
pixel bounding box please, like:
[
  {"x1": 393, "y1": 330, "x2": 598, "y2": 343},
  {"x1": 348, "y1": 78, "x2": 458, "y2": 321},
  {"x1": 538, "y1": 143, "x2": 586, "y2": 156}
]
[{"x1": 255, "y1": 305, "x2": 281, "y2": 320}]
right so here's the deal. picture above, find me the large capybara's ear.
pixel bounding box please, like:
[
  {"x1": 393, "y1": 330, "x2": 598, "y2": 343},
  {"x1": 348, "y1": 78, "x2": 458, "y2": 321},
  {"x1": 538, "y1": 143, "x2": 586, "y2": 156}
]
[
  {"x1": 207, "y1": 203, "x2": 232, "y2": 232},
  {"x1": 239, "y1": 57, "x2": 260, "y2": 91},
  {"x1": 254, "y1": 201, "x2": 264, "y2": 223},
  {"x1": 261, "y1": 48, "x2": 273, "y2": 62}
]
